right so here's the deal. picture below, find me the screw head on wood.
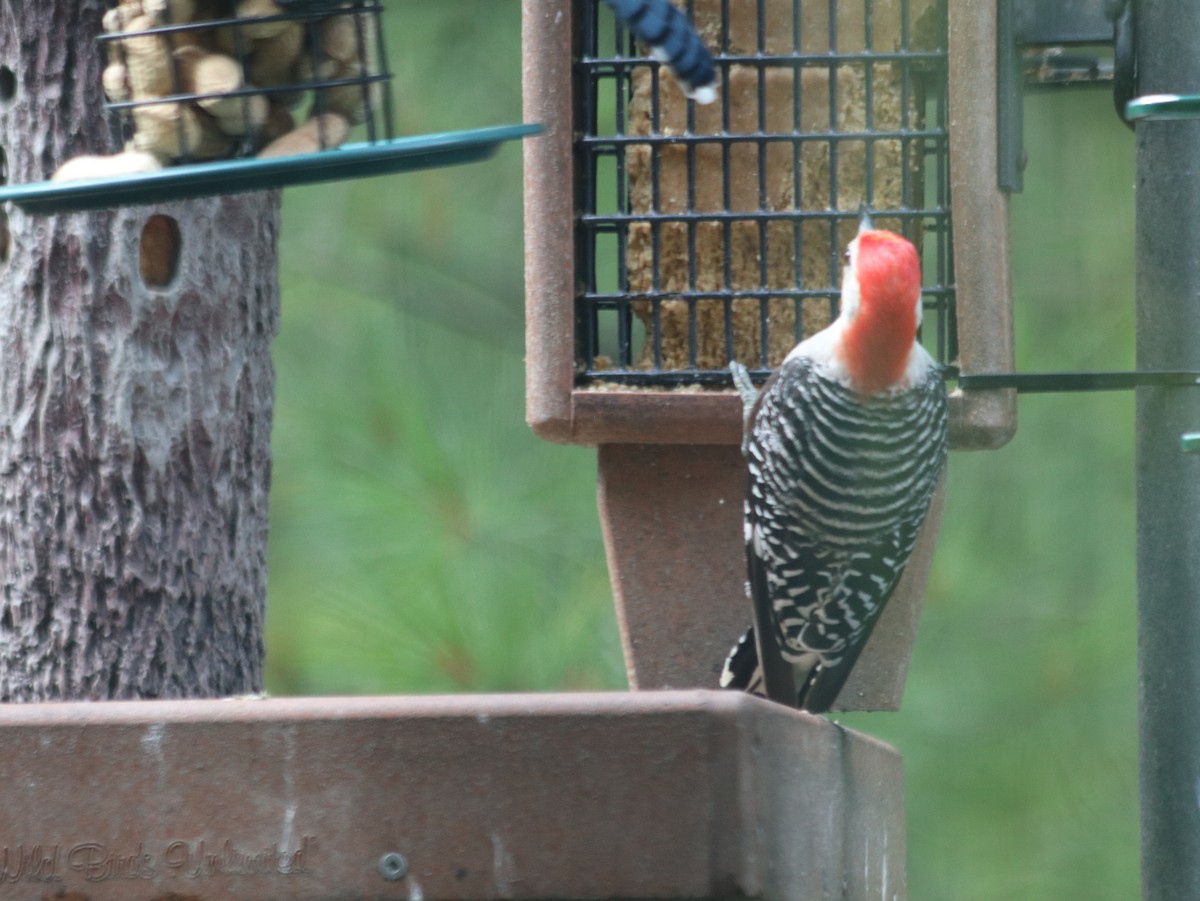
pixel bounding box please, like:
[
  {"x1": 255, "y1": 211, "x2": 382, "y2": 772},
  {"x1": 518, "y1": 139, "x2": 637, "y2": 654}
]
[{"x1": 378, "y1": 852, "x2": 408, "y2": 881}]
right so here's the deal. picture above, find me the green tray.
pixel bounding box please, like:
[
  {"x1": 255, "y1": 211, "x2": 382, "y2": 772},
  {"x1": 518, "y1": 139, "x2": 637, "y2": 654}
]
[
  {"x1": 1125, "y1": 94, "x2": 1200, "y2": 122},
  {"x1": 0, "y1": 124, "x2": 540, "y2": 214}
]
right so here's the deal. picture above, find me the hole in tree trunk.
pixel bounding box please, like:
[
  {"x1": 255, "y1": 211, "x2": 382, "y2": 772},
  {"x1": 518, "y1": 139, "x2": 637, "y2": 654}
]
[
  {"x1": 0, "y1": 67, "x2": 14, "y2": 104},
  {"x1": 140, "y1": 214, "x2": 181, "y2": 288}
]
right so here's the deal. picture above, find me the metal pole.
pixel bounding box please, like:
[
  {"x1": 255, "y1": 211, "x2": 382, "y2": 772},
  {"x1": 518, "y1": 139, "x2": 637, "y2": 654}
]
[{"x1": 1136, "y1": 2, "x2": 1200, "y2": 898}]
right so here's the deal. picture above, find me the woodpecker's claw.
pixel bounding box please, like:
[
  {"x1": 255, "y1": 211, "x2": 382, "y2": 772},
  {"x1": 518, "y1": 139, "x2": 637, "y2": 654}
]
[
  {"x1": 730, "y1": 361, "x2": 759, "y2": 412},
  {"x1": 730, "y1": 361, "x2": 760, "y2": 456}
]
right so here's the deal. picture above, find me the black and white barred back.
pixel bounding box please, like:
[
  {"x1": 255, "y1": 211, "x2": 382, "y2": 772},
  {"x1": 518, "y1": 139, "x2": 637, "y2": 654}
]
[{"x1": 738, "y1": 356, "x2": 948, "y2": 712}]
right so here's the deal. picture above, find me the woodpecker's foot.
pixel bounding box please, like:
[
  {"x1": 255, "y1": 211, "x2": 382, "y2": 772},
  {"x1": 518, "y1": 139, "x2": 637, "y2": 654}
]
[
  {"x1": 730, "y1": 361, "x2": 760, "y2": 455},
  {"x1": 730, "y1": 361, "x2": 759, "y2": 412}
]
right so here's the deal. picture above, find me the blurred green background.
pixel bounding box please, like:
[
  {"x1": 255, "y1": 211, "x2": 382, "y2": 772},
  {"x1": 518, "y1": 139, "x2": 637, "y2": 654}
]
[{"x1": 267, "y1": 4, "x2": 1138, "y2": 898}]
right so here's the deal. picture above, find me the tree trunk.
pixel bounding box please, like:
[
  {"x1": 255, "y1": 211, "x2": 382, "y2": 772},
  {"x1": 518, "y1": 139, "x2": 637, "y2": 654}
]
[{"x1": 0, "y1": 2, "x2": 279, "y2": 700}]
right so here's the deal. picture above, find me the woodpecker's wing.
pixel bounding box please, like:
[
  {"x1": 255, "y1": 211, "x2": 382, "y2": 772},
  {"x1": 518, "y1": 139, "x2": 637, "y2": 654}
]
[
  {"x1": 743, "y1": 358, "x2": 948, "y2": 712},
  {"x1": 744, "y1": 494, "x2": 825, "y2": 707},
  {"x1": 747, "y1": 467, "x2": 887, "y2": 711},
  {"x1": 790, "y1": 517, "x2": 927, "y2": 712}
]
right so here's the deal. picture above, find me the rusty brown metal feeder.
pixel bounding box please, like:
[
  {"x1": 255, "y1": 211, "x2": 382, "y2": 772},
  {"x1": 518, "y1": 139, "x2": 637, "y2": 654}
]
[
  {"x1": 524, "y1": 0, "x2": 1014, "y2": 708},
  {"x1": 0, "y1": 693, "x2": 904, "y2": 901}
]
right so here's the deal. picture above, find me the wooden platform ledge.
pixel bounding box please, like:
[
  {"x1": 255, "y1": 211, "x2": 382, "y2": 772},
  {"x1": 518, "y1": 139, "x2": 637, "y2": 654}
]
[{"x1": 0, "y1": 691, "x2": 904, "y2": 901}]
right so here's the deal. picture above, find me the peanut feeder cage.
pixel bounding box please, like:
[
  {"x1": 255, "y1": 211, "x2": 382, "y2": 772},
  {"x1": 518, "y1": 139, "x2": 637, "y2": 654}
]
[
  {"x1": 0, "y1": 0, "x2": 537, "y2": 212},
  {"x1": 524, "y1": 0, "x2": 1015, "y2": 709}
]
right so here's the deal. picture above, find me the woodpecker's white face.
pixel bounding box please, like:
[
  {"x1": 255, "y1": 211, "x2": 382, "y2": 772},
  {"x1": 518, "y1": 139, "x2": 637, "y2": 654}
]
[{"x1": 839, "y1": 237, "x2": 864, "y2": 321}]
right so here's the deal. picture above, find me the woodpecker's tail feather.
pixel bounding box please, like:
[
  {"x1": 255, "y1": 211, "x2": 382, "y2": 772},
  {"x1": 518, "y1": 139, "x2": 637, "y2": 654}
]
[
  {"x1": 794, "y1": 624, "x2": 880, "y2": 713},
  {"x1": 720, "y1": 625, "x2": 864, "y2": 714},
  {"x1": 602, "y1": 0, "x2": 719, "y2": 103},
  {"x1": 719, "y1": 627, "x2": 765, "y2": 696}
]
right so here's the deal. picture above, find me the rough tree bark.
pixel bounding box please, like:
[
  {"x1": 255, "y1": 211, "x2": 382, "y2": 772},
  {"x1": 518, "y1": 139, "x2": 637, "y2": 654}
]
[{"x1": 0, "y1": 2, "x2": 279, "y2": 700}]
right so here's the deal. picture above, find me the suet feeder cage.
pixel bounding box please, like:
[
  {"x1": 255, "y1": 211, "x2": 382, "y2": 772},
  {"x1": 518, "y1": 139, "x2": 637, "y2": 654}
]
[
  {"x1": 0, "y1": 0, "x2": 537, "y2": 212},
  {"x1": 523, "y1": 0, "x2": 1015, "y2": 708}
]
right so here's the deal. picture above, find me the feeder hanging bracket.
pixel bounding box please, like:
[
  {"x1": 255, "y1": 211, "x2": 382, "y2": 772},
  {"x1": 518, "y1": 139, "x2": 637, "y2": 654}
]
[
  {"x1": 955, "y1": 369, "x2": 1200, "y2": 393},
  {"x1": 997, "y1": 0, "x2": 1134, "y2": 192}
]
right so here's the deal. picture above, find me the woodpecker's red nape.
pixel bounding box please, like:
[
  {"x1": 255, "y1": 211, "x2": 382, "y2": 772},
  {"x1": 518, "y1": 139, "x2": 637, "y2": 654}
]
[{"x1": 840, "y1": 229, "x2": 922, "y2": 395}]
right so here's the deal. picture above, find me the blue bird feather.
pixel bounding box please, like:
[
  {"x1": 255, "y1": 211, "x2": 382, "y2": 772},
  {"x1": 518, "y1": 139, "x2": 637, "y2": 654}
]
[{"x1": 602, "y1": 0, "x2": 718, "y2": 103}]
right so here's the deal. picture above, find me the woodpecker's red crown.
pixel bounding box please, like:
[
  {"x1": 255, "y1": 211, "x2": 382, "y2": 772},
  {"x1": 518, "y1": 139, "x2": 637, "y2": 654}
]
[{"x1": 838, "y1": 227, "x2": 923, "y2": 395}]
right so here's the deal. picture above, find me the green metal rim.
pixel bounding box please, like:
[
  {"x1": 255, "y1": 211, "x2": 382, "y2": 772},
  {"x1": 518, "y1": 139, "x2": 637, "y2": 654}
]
[
  {"x1": 0, "y1": 124, "x2": 541, "y2": 214},
  {"x1": 1125, "y1": 94, "x2": 1200, "y2": 121},
  {"x1": 1182, "y1": 433, "x2": 1200, "y2": 453}
]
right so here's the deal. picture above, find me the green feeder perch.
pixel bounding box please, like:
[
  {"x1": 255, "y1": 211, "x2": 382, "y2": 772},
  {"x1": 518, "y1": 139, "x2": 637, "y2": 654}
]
[
  {"x1": 1126, "y1": 93, "x2": 1200, "y2": 121},
  {"x1": 0, "y1": 1, "x2": 537, "y2": 212},
  {"x1": 0, "y1": 125, "x2": 540, "y2": 215}
]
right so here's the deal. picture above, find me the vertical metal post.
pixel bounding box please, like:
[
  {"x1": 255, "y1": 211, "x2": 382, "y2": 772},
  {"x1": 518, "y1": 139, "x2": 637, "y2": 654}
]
[{"x1": 1136, "y1": 3, "x2": 1200, "y2": 898}]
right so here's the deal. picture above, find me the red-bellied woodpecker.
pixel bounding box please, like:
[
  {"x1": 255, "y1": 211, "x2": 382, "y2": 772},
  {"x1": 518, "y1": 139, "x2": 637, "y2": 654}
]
[{"x1": 720, "y1": 214, "x2": 948, "y2": 712}]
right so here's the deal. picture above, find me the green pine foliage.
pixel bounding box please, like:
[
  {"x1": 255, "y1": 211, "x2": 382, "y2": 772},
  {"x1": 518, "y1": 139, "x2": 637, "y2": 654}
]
[
  {"x1": 267, "y1": 4, "x2": 1138, "y2": 897},
  {"x1": 267, "y1": 2, "x2": 624, "y2": 695}
]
